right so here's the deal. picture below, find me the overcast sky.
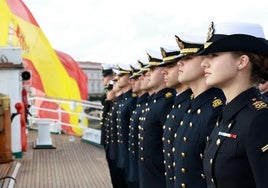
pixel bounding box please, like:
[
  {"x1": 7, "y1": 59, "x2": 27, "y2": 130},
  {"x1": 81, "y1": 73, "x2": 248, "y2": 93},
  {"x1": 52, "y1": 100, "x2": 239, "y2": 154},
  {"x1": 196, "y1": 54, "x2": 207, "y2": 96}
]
[{"x1": 23, "y1": 0, "x2": 268, "y2": 65}]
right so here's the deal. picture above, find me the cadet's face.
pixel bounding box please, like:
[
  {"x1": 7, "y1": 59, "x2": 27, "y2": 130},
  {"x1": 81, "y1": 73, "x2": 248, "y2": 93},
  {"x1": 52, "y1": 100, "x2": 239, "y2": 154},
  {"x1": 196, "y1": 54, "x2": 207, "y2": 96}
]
[
  {"x1": 113, "y1": 81, "x2": 120, "y2": 92},
  {"x1": 102, "y1": 75, "x2": 113, "y2": 86},
  {"x1": 162, "y1": 63, "x2": 180, "y2": 88},
  {"x1": 147, "y1": 67, "x2": 164, "y2": 89},
  {"x1": 131, "y1": 78, "x2": 141, "y2": 93},
  {"x1": 177, "y1": 55, "x2": 205, "y2": 85},
  {"x1": 117, "y1": 74, "x2": 130, "y2": 88},
  {"x1": 201, "y1": 52, "x2": 238, "y2": 88},
  {"x1": 139, "y1": 74, "x2": 149, "y2": 90}
]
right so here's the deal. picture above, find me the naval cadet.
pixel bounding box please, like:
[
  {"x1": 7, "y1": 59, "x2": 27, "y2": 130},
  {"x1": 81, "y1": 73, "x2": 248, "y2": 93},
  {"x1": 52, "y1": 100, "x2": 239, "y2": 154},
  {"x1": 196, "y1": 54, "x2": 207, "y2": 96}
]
[
  {"x1": 116, "y1": 63, "x2": 138, "y2": 186},
  {"x1": 103, "y1": 80, "x2": 116, "y2": 151},
  {"x1": 106, "y1": 72, "x2": 126, "y2": 188},
  {"x1": 138, "y1": 50, "x2": 175, "y2": 188},
  {"x1": 159, "y1": 46, "x2": 192, "y2": 188},
  {"x1": 100, "y1": 63, "x2": 116, "y2": 146},
  {"x1": 127, "y1": 61, "x2": 149, "y2": 188},
  {"x1": 200, "y1": 22, "x2": 268, "y2": 188},
  {"x1": 173, "y1": 34, "x2": 225, "y2": 188}
]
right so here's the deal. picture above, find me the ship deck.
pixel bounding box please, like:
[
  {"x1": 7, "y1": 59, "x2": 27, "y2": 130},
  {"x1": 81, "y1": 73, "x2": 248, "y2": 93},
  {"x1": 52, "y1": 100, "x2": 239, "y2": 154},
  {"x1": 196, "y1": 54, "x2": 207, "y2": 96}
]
[{"x1": 1, "y1": 130, "x2": 112, "y2": 188}]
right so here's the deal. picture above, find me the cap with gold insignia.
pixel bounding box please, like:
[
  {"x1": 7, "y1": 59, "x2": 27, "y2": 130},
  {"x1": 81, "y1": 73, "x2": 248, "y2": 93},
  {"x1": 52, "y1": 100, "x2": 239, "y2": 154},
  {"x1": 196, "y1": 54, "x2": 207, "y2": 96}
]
[
  {"x1": 116, "y1": 63, "x2": 132, "y2": 76},
  {"x1": 146, "y1": 50, "x2": 163, "y2": 68},
  {"x1": 199, "y1": 22, "x2": 268, "y2": 56},
  {"x1": 129, "y1": 62, "x2": 141, "y2": 79},
  {"x1": 113, "y1": 75, "x2": 119, "y2": 81},
  {"x1": 158, "y1": 46, "x2": 182, "y2": 66},
  {"x1": 175, "y1": 34, "x2": 205, "y2": 56},
  {"x1": 101, "y1": 63, "x2": 117, "y2": 76},
  {"x1": 112, "y1": 69, "x2": 120, "y2": 81},
  {"x1": 137, "y1": 59, "x2": 150, "y2": 75}
]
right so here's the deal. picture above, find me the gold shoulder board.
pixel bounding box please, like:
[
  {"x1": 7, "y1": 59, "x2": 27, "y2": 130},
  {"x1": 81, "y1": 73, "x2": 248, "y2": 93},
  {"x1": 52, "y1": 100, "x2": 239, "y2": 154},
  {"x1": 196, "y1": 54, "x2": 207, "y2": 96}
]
[{"x1": 252, "y1": 100, "x2": 268, "y2": 110}]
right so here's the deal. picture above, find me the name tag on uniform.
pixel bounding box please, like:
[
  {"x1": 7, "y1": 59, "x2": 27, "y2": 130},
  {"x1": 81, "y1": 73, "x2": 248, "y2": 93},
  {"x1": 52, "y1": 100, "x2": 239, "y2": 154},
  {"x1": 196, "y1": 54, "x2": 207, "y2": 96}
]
[{"x1": 218, "y1": 131, "x2": 237, "y2": 139}]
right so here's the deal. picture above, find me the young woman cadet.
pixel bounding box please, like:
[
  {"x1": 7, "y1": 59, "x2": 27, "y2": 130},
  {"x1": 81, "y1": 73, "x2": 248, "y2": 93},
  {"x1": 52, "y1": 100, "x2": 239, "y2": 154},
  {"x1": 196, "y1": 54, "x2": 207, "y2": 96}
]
[
  {"x1": 200, "y1": 22, "x2": 268, "y2": 188},
  {"x1": 173, "y1": 35, "x2": 225, "y2": 188}
]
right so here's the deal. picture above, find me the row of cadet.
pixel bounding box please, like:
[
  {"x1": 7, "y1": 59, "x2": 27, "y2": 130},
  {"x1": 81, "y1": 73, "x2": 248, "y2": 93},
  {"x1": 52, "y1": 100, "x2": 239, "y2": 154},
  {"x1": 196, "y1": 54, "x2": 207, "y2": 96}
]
[{"x1": 100, "y1": 22, "x2": 268, "y2": 188}]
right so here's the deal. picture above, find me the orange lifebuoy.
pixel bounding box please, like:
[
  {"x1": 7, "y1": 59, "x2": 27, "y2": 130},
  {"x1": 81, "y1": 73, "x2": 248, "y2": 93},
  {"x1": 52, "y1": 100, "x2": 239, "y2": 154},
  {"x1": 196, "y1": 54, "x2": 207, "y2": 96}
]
[{"x1": 15, "y1": 102, "x2": 27, "y2": 152}]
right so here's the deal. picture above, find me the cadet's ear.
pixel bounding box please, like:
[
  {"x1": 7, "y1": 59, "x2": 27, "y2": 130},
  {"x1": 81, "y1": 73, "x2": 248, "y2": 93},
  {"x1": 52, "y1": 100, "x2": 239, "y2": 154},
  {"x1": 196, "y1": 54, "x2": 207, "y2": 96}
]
[{"x1": 237, "y1": 54, "x2": 250, "y2": 70}]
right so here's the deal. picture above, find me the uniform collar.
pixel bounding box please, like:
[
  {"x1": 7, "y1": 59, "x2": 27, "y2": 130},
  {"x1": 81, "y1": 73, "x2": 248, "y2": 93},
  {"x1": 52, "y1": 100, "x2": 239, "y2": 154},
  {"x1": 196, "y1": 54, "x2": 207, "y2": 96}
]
[
  {"x1": 137, "y1": 93, "x2": 149, "y2": 104},
  {"x1": 190, "y1": 88, "x2": 223, "y2": 112},
  {"x1": 123, "y1": 89, "x2": 132, "y2": 98},
  {"x1": 152, "y1": 88, "x2": 175, "y2": 100},
  {"x1": 174, "y1": 89, "x2": 192, "y2": 105},
  {"x1": 116, "y1": 93, "x2": 124, "y2": 101},
  {"x1": 222, "y1": 87, "x2": 261, "y2": 121}
]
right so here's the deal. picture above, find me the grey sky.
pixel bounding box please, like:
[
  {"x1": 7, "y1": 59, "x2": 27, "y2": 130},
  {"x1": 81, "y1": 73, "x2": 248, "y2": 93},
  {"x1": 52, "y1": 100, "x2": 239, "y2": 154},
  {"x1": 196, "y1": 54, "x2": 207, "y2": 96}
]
[{"x1": 24, "y1": 0, "x2": 268, "y2": 64}]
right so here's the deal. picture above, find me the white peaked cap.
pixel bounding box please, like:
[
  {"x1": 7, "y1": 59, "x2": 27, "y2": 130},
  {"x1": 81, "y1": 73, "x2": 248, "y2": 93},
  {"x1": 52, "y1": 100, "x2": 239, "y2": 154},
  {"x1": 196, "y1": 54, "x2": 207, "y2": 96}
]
[
  {"x1": 101, "y1": 63, "x2": 116, "y2": 70},
  {"x1": 112, "y1": 68, "x2": 120, "y2": 75},
  {"x1": 213, "y1": 22, "x2": 265, "y2": 38},
  {"x1": 177, "y1": 33, "x2": 207, "y2": 45},
  {"x1": 146, "y1": 49, "x2": 163, "y2": 60},
  {"x1": 117, "y1": 63, "x2": 132, "y2": 71},
  {"x1": 199, "y1": 21, "x2": 268, "y2": 60},
  {"x1": 137, "y1": 58, "x2": 149, "y2": 65},
  {"x1": 130, "y1": 62, "x2": 140, "y2": 69},
  {"x1": 161, "y1": 45, "x2": 180, "y2": 53}
]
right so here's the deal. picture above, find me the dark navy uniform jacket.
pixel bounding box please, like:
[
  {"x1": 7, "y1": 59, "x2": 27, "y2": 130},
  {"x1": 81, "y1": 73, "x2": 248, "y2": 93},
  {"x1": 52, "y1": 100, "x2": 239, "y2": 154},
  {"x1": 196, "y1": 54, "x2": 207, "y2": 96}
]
[
  {"x1": 173, "y1": 88, "x2": 225, "y2": 188},
  {"x1": 127, "y1": 93, "x2": 148, "y2": 183},
  {"x1": 107, "y1": 94, "x2": 123, "y2": 161},
  {"x1": 163, "y1": 89, "x2": 192, "y2": 188},
  {"x1": 263, "y1": 91, "x2": 268, "y2": 102},
  {"x1": 203, "y1": 87, "x2": 268, "y2": 188},
  {"x1": 103, "y1": 100, "x2": 113, "y2": 154},
  {"x1": 101, "y1": 93, "x2": 112, "y2": 146},
  {"x1": 139, "y1": 88, "x2": 175, "y2": 188},
  {"x1": 116, "y1": 90, "x2": 137, "y2": 168}
]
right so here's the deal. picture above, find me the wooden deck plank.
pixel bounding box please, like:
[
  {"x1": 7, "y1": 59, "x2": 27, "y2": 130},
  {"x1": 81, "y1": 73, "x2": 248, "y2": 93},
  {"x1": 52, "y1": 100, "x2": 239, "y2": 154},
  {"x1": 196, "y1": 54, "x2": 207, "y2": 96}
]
[{"x1": 14, "y1": 130, "x2": 112, "y2": 188}]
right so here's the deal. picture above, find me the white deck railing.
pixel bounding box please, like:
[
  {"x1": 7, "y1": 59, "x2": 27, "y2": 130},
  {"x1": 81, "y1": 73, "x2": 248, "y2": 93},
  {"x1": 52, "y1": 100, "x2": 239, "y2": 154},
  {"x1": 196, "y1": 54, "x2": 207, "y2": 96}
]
[{"x1": 27, "y1": 95, "x2": 103, "y2": 145}]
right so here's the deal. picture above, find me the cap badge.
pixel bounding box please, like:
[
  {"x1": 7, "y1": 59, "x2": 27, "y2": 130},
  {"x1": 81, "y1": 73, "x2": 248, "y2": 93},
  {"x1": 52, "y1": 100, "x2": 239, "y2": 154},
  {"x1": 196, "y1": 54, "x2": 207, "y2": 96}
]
[
  {"x1": 147, "y1": 54, "x2": 151, "y2": 61},
  {"x1": 161, "y1": 48, "x2": 166, "y2": 58},
  {"x1": 137, "y1": 60, "x2": 143, "y2": 68},
  {"x1": 176, "y1": 37, "x2": 185, "y2": 50},
  {"x1": 207, "y1": 21, "x2": 215, "y2": 41}
]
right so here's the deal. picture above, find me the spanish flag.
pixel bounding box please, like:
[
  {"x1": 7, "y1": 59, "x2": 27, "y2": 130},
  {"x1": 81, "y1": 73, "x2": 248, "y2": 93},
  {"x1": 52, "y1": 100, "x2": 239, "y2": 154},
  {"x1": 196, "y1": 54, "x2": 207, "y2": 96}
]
[{"x1": 0, "y1": 0, "x2": 88, "y2": 135}]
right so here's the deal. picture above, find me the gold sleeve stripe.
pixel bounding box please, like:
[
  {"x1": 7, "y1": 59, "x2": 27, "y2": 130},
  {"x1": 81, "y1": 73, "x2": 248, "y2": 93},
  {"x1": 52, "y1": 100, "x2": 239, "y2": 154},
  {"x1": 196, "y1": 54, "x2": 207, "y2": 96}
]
[{"x1": 261, "y1": 144, "x2": 268, "y2": 153}]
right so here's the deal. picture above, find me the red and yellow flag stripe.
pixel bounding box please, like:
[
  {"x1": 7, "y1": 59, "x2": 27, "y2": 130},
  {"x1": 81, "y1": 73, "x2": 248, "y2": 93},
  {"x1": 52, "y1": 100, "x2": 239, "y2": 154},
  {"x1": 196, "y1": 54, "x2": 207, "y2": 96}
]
[{"x1": 0, "y1": 0, "x2": 88, "y2": 135}]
